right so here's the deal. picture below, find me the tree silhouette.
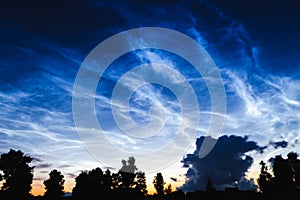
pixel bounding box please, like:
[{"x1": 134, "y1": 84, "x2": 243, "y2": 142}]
[
  {"x1": 111, "y1": 172, "x2": 122, "y2": 190},
  {"x1": 118, "y1": 156, "x2": 138, "y2": 190},
  {"x1": 102, "y1": 169, "x2": 113, "y2": 192},
  {"x1": 72, "y1": 167, "x2": 107, "y2": 200},
  {"x1": 257, "y1": 160, "x2": 273, "y2": 193},
  {"x1": 89, "y1": 167, "x2": 104, "y2": 194},
  {"x1": 272, "y1": 155, "x2": 294, "y2": 192},
  {"x1": 205, "y1": 177, "x2": 216, "y2": 192},
  {"x1": 4, "y1": 148, "x2": 300, "y2": 199},
  {"x1": 0, "y1": 149, "x2": 34, "y2": 199},
  {"x1": 43, "y1": 169, "x2": 65, "y2": 200},
  {"x1": 287, "y1": 152, "x2": 300, "y2": 188},
  {"x1": 72, "y1": 171, "x2": 90, "y2": 200},
  {"x1": 153, "y1": 172, "x2": 165, "y2": 196},
  {"x1": 135, "y1": 171, "x2": 147, "y2": 195},
  {"x1": 164, "y1": 183, "x2": 172, "y2": 195},
  {"x1": 258, "y1": 152, "x2": 300, "y2": 195},
  {"x1": 72, "y1": 158, "x2": 144, "y2": 200}
]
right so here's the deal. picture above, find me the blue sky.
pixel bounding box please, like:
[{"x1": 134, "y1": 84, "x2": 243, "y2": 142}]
[{"x1": 0, "y1": 0, "x2": 300, "y2": 195}]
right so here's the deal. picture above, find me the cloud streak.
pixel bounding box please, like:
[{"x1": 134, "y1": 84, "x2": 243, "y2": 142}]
[{"x1": 0, "y1": 0, "x2": 299, "y2": 195}]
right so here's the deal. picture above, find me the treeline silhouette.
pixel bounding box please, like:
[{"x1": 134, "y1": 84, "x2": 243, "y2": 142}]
[{"x1": 1, "y1": 149, "x2": 300, "y2": 200}]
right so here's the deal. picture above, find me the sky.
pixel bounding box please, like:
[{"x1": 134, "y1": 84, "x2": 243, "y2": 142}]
[{"x1": 1, "y1": 0, "x2": 300, "y2": 196}]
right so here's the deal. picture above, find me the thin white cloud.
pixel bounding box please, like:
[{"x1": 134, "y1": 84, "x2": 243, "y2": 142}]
[
  {"x1": 218, "y1": 69, "x2": 300, "y2": 183},
  {"x1": 225, "y1": 70, "x2": 262, "y2": 116},
  {"x1": 281, "y1": 96, "x2": 300, "y2": 106}
]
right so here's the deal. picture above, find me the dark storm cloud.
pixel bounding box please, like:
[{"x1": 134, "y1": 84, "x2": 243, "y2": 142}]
[
  {"x1": 179, "y1": 135, "x2": 265, "y2": 191},
  {"x1": 270, "y1": 140, "x2": 288, "y2": 149}
]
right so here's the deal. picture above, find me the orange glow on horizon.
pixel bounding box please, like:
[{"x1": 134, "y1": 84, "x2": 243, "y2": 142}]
[
  {"x1": 30, "y1": 183, "x2": 158, "y2": 197},
  {"x1": 30, "y1": 178, "x2": 178, "y2": 197},
  {"x1": 13, "y1": 168, "x2": 260, "y2": 197},
  {"x1": 30, "y1": 186, "x2": 44, "y2": 197},
  {"x1": 30, "y1": 179, "x2": 75, "y2": 197}
]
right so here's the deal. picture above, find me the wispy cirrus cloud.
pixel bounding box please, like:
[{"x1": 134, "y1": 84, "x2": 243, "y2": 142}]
[{"x1": 0, "y1": 0, "x2": 299, "y2": 195}]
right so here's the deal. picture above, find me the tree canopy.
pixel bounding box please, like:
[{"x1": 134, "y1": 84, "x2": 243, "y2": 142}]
[
  {"x1": 1, "y1": 148, "x2": 300, "y2": 199},
  {"x1": 257, "y1": 152, "x2": 300, "y2": 194},
  {"x1": 44, "y1": 169, "x2": 65, "y2": 200},
  {"x1": 0, "y1": 149, "x2": 34, "y2": 199},
  {"x1": 153, "y1": 172, "x2": 165, "y2": 196}
]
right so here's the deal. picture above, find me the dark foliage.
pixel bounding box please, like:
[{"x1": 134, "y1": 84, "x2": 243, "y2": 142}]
[
  {"x1": 0, "y1": 149, "x2": 34, "y2": 199},
  {"x1": 153, "y1": 172, "x2": 165, "y2": 196},
  {"x1": 44, "y1": 169, "x2": 65, "y2": 200},
  {"x1": 72, "y1": 156, "x2": 146, "y2": 200},
  {"x1": 1, "y1": 149, "x2": 300, "y2": 200},
  {"x1": 257, "y1": 151, "x2": 300, "y2": 196}
]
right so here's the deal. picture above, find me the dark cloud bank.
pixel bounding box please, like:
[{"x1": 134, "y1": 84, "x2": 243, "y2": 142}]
[{"x1": 179, "y1": 135, "x2": 267, "y2": 192}]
